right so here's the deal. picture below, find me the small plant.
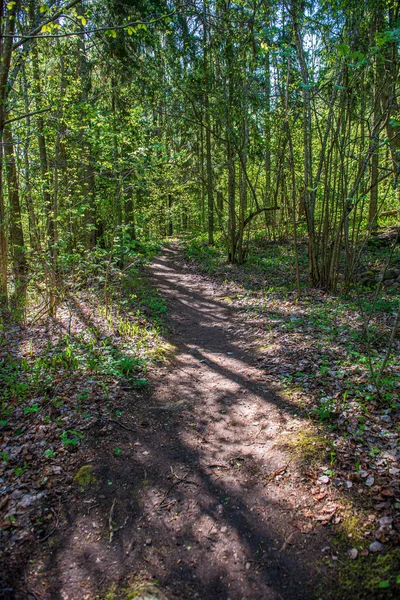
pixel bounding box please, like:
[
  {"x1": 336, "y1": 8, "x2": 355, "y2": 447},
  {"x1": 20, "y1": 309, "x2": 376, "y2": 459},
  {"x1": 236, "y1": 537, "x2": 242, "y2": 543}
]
[
  {"x1": 52, "y1": 398, "x2": 64, "y2": 409},
  {"x1": 313, "y1": 396, "x2": 336, "y2": 421},
  {"x1": 134, "y1": 378, "x2": 148, "y2": 388},
  {"x1": 113, "y1": 447, "x2": 122, "y2": 456},
  {"x1": 44, "y1": 448, "x2": 56, "y2": 459},
  {"x1": 23, "y1": 404, "x2": 40, "y2": 415},
  {"x1": 14, "y1": 464, "x2": 27, "y2": 476},
  {"x1": 61, "y1": 429, "x2": 83, "y2": 448},
  {"x1": 114, "y1": 355, "x2": 144, "y2": 376},
  {"x1": 319, "y1": 360, "x2": 330, "y2": 375}
]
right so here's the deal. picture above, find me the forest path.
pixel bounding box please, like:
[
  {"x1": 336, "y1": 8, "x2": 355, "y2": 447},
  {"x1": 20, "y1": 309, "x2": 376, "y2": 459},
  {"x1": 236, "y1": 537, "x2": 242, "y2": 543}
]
[{"x1": 20, "y1": 246, "x2": 335, "y2": 600}]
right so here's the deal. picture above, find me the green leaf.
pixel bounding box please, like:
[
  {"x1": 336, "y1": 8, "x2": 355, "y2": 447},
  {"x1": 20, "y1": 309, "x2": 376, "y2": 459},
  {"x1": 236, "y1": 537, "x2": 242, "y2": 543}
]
[
  {"x1": 337, "y1": 43, "x2": 350, "y2": 57},
  {"x1": 395, "y1": 574, "x2": 400, "y2": 585},
  {"x1": 39, "y1": 4, "x2": 48, "y2": 12},
  {"x1": 378, "y1": 581, "x2": 390, "y2": 589},
  {"x1": 7, "y1": 1, "x2": 16, "y2": 10},
  {"x1": 24, "y1": 404, "x2": 40, "y2": 415}
]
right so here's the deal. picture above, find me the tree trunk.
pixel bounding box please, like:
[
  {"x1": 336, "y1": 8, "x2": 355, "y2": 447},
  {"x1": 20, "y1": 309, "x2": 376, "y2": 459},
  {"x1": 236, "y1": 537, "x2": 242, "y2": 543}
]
[
  {"x1": 0, "y1": 159, "x2": 7, "y2": 303},
  {"x1": 203, "y1": 0, "x2": 214, "y2": 246},
  {"x1": 3, "y1": 125, "x2": 27, "y2": 310},
  {"x1": 290, "y1": 0, "x2": 319, "y2": 285}
]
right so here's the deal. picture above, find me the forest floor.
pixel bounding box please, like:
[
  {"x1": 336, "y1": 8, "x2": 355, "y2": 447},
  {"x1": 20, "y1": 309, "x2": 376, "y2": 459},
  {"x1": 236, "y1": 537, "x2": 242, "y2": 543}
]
[{"x1": 1, "y1": 244, "x2": 399, "y2": 600}]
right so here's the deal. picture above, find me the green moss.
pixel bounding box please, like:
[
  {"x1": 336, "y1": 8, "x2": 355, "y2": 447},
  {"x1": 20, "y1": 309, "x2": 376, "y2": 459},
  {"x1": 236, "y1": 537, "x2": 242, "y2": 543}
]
[
  {"x1": 335, "y1": 549, "x2": 400, "y2": 599},
  {"x1": 99, "y1": 583, "x2": 165, "y2": 600},
  {"x1": 283, "y1": 427, "x2": 327, "y2": 464},
  {"x1": 148, "y1": 342, "x2": 177, "y2": 363},
  {"x1": 101, "y1": 586, "x2": 116, "y2": 600},
  {"x1": 332, "y1": 506, "x2": 368, "y2": 547},
  {"x1": 73, "y1": 464, "x2": 97, "y2": 489},
  {"x1": 337, "y1": 516, "x2": 364, "y2": 545},
  {"x1": 124, "y1": 585, "x2": 166, "y2": 600}
]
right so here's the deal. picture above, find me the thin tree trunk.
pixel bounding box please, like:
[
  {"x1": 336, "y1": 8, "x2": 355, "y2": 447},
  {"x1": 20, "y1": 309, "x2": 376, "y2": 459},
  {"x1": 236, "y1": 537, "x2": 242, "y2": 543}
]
[
  {"x1": 3, "y1": 124, "x2": 27, "y2": 311},
  {"x1": 290, "y1": 0, "x2": 319, "y2": 285},
  {"x1": 203, "y1": 0, "x2": 214, "y2": 246},
  {"x1": 0, "y1": 159, "x2": 7, "y2": 302}
]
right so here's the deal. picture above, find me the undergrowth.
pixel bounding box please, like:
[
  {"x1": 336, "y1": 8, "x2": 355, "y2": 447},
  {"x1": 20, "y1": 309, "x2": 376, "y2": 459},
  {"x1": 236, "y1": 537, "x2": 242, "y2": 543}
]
[{"x1": 0, "y1": 239, "x2": 167, "y2": 467}]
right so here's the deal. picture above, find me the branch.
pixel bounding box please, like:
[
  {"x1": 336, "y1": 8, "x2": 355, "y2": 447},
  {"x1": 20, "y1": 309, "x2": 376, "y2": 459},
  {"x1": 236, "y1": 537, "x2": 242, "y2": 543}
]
[
  {"x1": 12, "y1": 0, "x2": 83, "y2": 50},
  {"x1": 4, "y1": 107, "x2": 51, "y2": 125},
  {"x1": 243, "y1": 206, "x2": 280, "y2": 229},
  {"x1": 10, "y1": 5, "x2": 178, "y2": 46}
]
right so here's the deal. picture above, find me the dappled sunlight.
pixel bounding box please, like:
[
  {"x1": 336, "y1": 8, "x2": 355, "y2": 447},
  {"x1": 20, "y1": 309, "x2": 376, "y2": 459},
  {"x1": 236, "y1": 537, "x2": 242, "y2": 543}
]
[
  {"x1": 6, "y1": 247, "x2": 365, "y2": 599},
  {"x1": 21, "y1": 249, "x2": 327, "y2": 600}
]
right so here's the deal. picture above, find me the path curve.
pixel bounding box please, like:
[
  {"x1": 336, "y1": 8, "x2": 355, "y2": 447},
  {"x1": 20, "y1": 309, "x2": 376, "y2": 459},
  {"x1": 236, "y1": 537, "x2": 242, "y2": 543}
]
[
  {"x1": 142, "y1": 246, "x2": 332, "y2": 600},
  {"x1": 15, "y1": 246, "x2": 336, "y2": 600}
]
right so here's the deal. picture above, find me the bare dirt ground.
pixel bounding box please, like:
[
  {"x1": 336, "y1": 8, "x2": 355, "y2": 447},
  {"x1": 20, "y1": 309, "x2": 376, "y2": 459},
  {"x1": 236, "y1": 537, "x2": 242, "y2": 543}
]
[{"x1": 5, "y1": 246, "x2": 341, "y2": 600}]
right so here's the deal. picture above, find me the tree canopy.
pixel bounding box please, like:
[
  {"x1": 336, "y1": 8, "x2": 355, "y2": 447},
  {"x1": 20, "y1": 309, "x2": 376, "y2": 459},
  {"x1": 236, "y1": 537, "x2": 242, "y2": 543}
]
[{"x1": 0, "y1": 0, "x2": 399, "y2": 309}]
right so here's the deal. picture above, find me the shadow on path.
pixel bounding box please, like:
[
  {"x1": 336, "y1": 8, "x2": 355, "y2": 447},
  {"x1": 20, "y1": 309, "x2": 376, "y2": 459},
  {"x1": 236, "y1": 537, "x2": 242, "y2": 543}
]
[{"x1": 13, "y1": 247, "x2": 338, "y2": 600}]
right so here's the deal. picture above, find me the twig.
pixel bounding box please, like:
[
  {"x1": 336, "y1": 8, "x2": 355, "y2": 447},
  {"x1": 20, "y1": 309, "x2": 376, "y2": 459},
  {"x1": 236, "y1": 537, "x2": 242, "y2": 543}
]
[
  {"x1": 108, "y1": 499, "x2": 128, "y2": 543},
  {"x1": 170, "y1": 467, "x2": 198, "y2": 486},
  {"x1": 39, "y1": 507, "x2": 59, "y2": 542},
  {"x1": 245, "y1": 426, "x2": 265, "y2": 445},
  {"x1": 39, "y1": 524, "x2": 58, "y2": 543},
  {"x1": 108, "y1": 499, "x2": 116, "y2": 541},
  {"x1": 159, "y1": 480, "x2": 184, "y2": 506},
  {"x1": 265, "y1": 464, "x2": 289, "y2": 484},
  {"x1": 28, "y1": 302, "x2": 50, "y2": 326},
  {"x1": 86, "y1": 503, "x2": 99, "y2": 514},
  {"x1": 158, "y1": 470, "x2": 197, "y2": 506},
  {"x1": 279, "y1": 531, "x2": 295, "y2": 552},
  {"x1": 110, "y1": 418, "x2": 136, "y2": 432}
]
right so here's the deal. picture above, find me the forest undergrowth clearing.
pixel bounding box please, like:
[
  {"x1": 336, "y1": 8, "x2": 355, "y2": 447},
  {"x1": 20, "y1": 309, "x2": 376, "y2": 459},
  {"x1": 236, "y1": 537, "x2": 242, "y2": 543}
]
[{"x1": 0, "y1": 262, "x2": 168, "y2": 574}]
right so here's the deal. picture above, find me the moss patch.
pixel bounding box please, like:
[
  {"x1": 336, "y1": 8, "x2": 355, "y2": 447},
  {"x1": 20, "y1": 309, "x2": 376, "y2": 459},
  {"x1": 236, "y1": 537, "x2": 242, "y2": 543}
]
[
  {"x1": 100, "y1": 583, "x2": 167, "y2": 600},
  {"x1": 335, "y1": 549, "x2": 400, "y2": 599},
  {"x1": 148, "y1": 342, "x2": 177, "y2": 363},
  {"x1": 282, "y1": 426, "x2": 327, "y2": 465},
  {"x1": 73, "y1": 464, "x2": 97, "y2": 489}
]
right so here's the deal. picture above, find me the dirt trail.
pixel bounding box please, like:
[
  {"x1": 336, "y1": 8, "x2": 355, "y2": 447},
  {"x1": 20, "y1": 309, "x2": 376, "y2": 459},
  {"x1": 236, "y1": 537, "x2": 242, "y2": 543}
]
[{"x1": 14, "y1": 247, "x2": 336, "y2": 600}]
